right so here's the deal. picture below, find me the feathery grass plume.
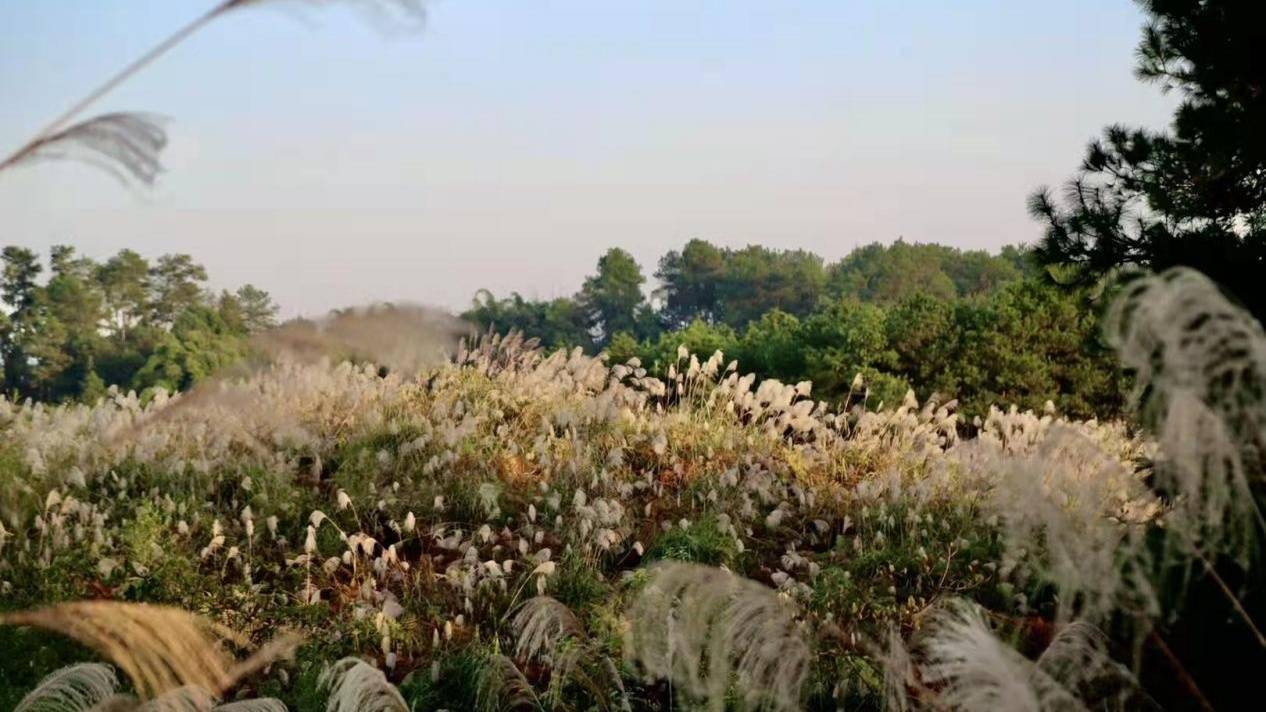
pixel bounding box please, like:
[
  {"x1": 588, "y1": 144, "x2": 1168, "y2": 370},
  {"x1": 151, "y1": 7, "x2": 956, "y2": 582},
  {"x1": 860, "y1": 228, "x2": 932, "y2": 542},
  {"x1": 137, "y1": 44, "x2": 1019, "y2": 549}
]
[
  {"x1": 880, "y1": 628, "x2": 916, "y2": 712},
  {"x1": 915, "y1": 603, "x2": 1143, "y2": 712},
  {"x1": 510, "y1": 598, "x2": 630, "y2": 711},
  {"x1": 511, "y1": 596, "x2": 584, "y2": 662},
  {"x1": 1104, "y1": 266, "x2": 1266, "y2": 564},
  {"x1": 0, "y1": 602, "x2": 299, "y2": 701},
  {"x1": 624, "y1": 562, "x2": 810, "y2": 711},
  {"x1": 14, "y1": 663, "x2": 119, "y2": 712},
  {"x1": 1, "y1": 0, "x2": 430, "y2": 184},
  {"x1": 87, "y1": 686, "x2": 287, "y2": 712},
  {"x1": 224, "y1": 0, "x2": 429, "y2": 32},
  {"x1": 317, "y1": 658, "x2": 407, "y2": 712},
  {"x1": 476, "y1": 653, "x2": 541, "y2": 712},
  {"x1": 0, "y1": 113, "x2": 167, "y2": 185},
  {"x1": 967, "y1": 426, "x2": 1159, "y2": 624}
]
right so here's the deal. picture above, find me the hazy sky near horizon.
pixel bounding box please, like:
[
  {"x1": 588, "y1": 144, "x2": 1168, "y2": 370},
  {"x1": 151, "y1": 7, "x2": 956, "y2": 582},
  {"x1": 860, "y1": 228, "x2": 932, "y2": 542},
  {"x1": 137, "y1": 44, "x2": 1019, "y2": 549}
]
[{"x1": 1, "y1": 0, "x2": 1174, "y2": 317}]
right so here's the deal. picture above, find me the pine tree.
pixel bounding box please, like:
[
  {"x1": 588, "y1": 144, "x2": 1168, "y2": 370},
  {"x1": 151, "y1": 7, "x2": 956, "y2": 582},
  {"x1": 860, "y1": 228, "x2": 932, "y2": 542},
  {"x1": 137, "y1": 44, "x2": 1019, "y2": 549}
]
[{"x1": 1030, "y1": 0, "x2": 1266, "y2": 317}]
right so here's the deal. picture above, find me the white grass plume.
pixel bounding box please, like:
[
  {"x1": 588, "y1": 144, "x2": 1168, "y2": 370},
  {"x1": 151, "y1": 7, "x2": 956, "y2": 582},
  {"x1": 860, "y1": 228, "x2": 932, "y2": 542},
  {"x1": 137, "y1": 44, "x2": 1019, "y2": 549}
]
[
  {"x1": 624, "y1": 562, "x2": 810, "y2": 711},
  {"x1": 1105, "y1": 267, "x2": 1266, "y2": 562},
  {"x1": 86, "y1": 689, "x2": 286, "y2": 712},
  {"x1": 476, "y1": 653, "x2": 540, "y2": 712},
  {"x1": 971, "y1": 426, "x2": 1159, "y2": 624},
  {"x1": 915, "y1": 603, "x2": 1142, "y2": 712},
  {"x1": 15, "y1": 663, "x2": 119, "y2": 712},
  {"x1": 225, "y1": 0, "x2": 429, "y2": 34},
  {"x1": 511, "y1": 596, "x2": 583, "y2": 663},
  {"x1": 318, "y1": 658, "x2": 407, "y2": 712}
]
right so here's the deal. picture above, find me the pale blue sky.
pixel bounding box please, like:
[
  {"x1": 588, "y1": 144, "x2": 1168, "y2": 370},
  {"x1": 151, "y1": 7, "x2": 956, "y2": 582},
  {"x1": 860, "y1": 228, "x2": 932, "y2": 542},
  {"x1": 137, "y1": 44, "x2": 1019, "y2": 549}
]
[{"x1": 0, "y1": 0, "x2": 1173, "y2": 316}]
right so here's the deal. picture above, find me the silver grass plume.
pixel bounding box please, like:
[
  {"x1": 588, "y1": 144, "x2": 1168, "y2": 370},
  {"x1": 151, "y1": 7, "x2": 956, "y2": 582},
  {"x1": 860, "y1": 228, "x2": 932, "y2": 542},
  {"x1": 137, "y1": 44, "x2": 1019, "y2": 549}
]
[
  {"x1": 476, "y1": 654, "x2": 540, "y2": 712},
  {"x1": 511, "y1": 596, "x2": 584, "y2": 663},
  {"x1": 1, "y1": 1, "x2": 429, "y2": 185},
  {"x1": 0, "y1": 113, "x2": 167, "y2": 186},
  {"x1": 973, "y1": 427, "x2": 1159, "y2": 624},
  {"x1": 1104, "y1": 267, "x2": 1266, "y2": 564},
  {"x1": 317, "y1": 658, "x2": 407, "y2": 712},
  {"x1": 90, "y1": 689, "x2": 288, "y2": 712},
  {"x1": 624, "y1": 562, "x2": 810, "y2": 712},
  {"x1": 510, "y1": 597, "x2": 630, "y2": 711},
  {"x1": 14, "y1": 663, "x2": 119, "y2": 712},
  {"x1": 914, "y1": 603, "x2": 1143, "y2": 712},
  {"x1": 225, "y1": 1, "x2": 429, "y2": 34}
]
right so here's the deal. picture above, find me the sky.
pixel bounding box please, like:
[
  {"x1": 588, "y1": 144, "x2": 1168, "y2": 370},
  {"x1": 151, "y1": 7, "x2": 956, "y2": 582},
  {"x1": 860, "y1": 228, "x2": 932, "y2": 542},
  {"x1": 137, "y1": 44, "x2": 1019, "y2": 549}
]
[{"x1": 0, "y1": 0, "x2": 1175, "y2": 317}]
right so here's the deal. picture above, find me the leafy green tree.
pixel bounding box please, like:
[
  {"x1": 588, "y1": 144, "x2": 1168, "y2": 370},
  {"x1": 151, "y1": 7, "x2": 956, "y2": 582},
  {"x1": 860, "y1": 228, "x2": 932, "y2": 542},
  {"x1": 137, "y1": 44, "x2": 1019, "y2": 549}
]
[
  {"x1": 1, "y1": 246, "x2": 41, "y2": 311},
  {"x1": 604, "y1": 331, "x2": 641, "y2": 365},
  {"x1": 655, "y1": 239, "x2": 726, "y2": 328},
  {"x1": 217, "y1": 284, "x2": 279, "y2": 335},
  {"x1": 97, "y1": 249, "x2": 150, "y2": 339},
  {"x1": 800, "y1": 298, "x2": 896, "y2": 397},
  {"x1": 948, "y1": 280, "x2": 1123, "y2": 419},
  {"x1": 578, "y1": 248, "x2": 647, "y2": 345},
  {"x1": 733, "y1": 310, "x2": 805, "y2": 382},
  {"x1": 825, "y1": 240, "x2": 1022, "y2": 303},
  {"x1": 463, "y1": 290, "x2": 595, "y2": 352},
  {"x1": 884, "y1": 292, "x2": 958, "y2": 398},
  {"x1": 1, "y1": 246, "x2": 47, "y2": 397},
  {"x1": 639, "y1": 319, "x2": 737, "y2": 374},
  {"x1": 132, "y1": 306, "x2": 246, "y2": 394},
  {"x1": 715, "y1": 246, "x2": 824, "y2": 326},
  {"x1": 1031, "y1": 0, "x2": 1266, "y2": 319},
  {"x1": 1, "y1": 245, "x2": 270, "y2": 401},
  {"x1": 148, "y1": 254, "x2": 208, "y2": 327}
]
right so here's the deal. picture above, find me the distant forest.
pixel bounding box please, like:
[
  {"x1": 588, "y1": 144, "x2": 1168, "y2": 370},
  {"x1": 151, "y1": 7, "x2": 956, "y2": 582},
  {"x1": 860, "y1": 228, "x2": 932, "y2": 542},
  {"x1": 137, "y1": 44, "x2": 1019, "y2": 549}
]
[
  {"x1": 464, "y1": 239, "x2": 1124, "y2": 419},
  {"x1": 0, "y1": 239, "x2": 1123, "y2": 420},
  {"x1": 0, "y1": 245, "x2": 277, "y2": 404}
]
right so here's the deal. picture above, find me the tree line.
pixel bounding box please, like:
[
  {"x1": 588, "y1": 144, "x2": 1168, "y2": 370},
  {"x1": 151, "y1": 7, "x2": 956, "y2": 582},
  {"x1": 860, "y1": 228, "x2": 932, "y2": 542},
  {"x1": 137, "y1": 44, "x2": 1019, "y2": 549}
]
[
  {"x1": 463, "y1": 239, "x2": 1124, "y2": 419},
  {"x1": 0, "y1": 245, "x2": 278, "y2": 403}
]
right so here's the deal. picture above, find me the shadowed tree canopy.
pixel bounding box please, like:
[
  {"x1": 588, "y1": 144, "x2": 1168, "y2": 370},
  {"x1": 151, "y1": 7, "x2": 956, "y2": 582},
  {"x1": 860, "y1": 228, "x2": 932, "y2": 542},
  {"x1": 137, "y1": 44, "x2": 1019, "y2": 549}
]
[{"x1": 1031, "y1": 0, "x2": 1266, "y2": 318}]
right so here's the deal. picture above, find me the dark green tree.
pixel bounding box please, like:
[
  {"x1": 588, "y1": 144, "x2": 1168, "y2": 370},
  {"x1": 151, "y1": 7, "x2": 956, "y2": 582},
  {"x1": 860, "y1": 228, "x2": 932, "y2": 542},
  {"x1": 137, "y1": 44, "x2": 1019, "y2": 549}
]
[
  {"x1": 715, "y1": 246, "x2": 824, "y2": 326},
  {"x1": 217, "y1": 284, "x2": 279, "y2": 335},
  {"x1": 578, "y1": 248, "x2": 647, "y2": 345},
  {"x1": 734, "y1": 310, "x2": 806, "y2": 382},
  {"x1": 96, "y1": 249, "x2": 150, "y2": 339},
  {"x1": 132, "y1": 305, "x2": 246, "y2": 394},
  {"x1": 655, "y1": 239, "x2": 726, "y2": 328},
  {"x1": 800, "y1": 298, "x2": 898, "y2": 398},
  {"x1": 1031, "y1": 0, "x2": 1266, "y2": 318},
  {"x1": 148, "y1": 254, "x2": 208, "y2": 327}
]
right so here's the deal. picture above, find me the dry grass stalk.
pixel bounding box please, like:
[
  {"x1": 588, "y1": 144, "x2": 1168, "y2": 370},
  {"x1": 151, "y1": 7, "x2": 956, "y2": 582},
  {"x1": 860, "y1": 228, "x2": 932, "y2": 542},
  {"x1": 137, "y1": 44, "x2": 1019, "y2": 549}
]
[{"x1": 0, "y1": 602, "x2": 299, "y2": 702}]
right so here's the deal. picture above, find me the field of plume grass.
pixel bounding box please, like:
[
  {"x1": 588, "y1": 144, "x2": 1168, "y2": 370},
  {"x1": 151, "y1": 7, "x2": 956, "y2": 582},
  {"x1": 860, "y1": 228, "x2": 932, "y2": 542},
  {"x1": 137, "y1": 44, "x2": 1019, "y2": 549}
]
[{"x1": 0, "y1": 268, "x2": 1261, "y2": 711}]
